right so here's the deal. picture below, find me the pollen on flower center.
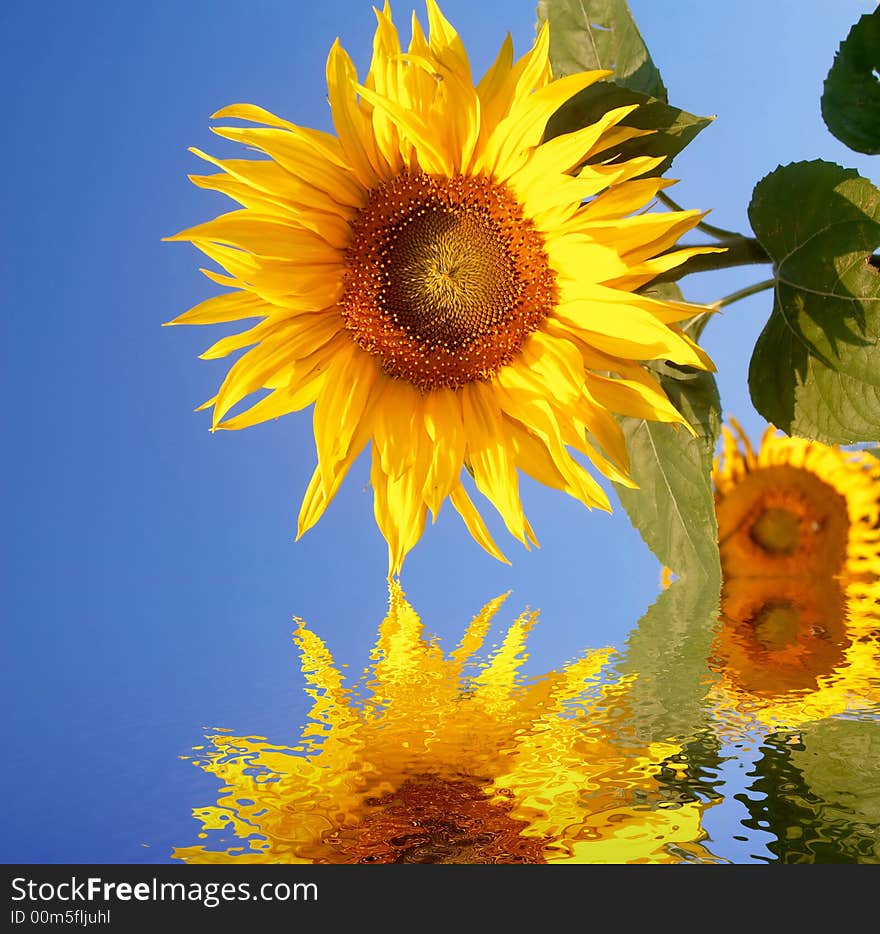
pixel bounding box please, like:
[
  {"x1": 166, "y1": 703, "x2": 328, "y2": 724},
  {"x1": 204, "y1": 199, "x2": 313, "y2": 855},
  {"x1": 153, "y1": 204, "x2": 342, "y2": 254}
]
[
  {"x1": 386, "y1": 207, "x2": 519, "y2": 349},
  {"x1": 340, "y1": 173, "x2": 556, "y2": 391}
]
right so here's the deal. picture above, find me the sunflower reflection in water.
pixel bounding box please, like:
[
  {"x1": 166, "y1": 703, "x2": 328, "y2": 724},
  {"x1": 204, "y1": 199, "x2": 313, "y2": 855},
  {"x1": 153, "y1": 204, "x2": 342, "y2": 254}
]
[
  {"x1": 166, "y1": 0, "x2": 717, "y2": 574},
  {"x1": 174, "y1": 584, "x2": 717, "y2": 864},
  {"x1": 710, "y1": 421, "x2": 880, "y2": 730}
]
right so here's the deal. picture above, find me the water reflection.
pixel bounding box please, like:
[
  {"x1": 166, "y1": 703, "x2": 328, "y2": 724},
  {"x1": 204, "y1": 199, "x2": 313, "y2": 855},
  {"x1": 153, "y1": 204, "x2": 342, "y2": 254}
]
[
  {"x1": 737, "y1": 719, "x2": 880, "y2": 863},
  {"x1": 703, "y1": 423, "x2": 880, "y2": 860},
  {"x1": 175, "y1": 583, "x2": 719, "y2": 864},
  {"x1": 710, "y1": 576, "x2": 880, "y2": 731},
  {"x1": 173, "y1": 426, "x2": 880, "y2": 862}
]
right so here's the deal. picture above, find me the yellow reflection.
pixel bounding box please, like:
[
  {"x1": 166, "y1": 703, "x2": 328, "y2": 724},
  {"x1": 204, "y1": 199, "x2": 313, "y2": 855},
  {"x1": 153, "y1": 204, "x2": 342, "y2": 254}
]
[
  {"x1": 174, "y1": 583, "x2": 717, "y2": 864},
  {"x1": 711, "y1": 576, "x2": 879, "y2": 728}
]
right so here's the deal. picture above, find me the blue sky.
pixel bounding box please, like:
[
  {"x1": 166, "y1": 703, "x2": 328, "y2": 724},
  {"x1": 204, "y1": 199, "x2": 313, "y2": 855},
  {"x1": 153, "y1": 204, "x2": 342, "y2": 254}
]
[{"x1": 2, "y1": 0, "x2": 876, "y2": 862}]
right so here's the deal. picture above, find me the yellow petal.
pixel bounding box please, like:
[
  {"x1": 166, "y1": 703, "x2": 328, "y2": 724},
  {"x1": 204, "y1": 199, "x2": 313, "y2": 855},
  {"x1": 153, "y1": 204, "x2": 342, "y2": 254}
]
[
  {"x1": 326, "y1": 40, "x2": 386, "y2": 186},
  {"x1": 371, "y1": 447, "x2": 428, "y2": 576},
  {"x1": 479, "y1": 69, "x2": 610, "y2": 179},
  {"x1": 164, "y1": 290, "x2": 269, "y2": 327},
  {"x1": 355, "y1": 82, "x2": 453, "y2": 175},
  {"x1": 586, "y1": 372, "x2": 691, "y2": 429},
  {"x1": 510, "y1": 104, "x2": 639, "y2": 199},
  {"x1": 461, "y1": 383, "x2": 530, "y2": 546},
  {"x1": 209, "y1": 126, "x2": 365, "y2": 206},
  {"x1": 448, "y1": 483, "x2": 510, "y2": 564},
  {"x1": 550, "y1": 299, "x2": 711, "y2": 368},
  {"x1": 372, "y1": 378, "x2": 422, "y2": 479},
  {"x1": 422, "y1": 387, "x2": 466, "y2": 519},
  {"x1": 212, "y1": 313, "x2": 343, "y2": 425},
  {"x1": 313, "y1": 345, "x2": 383, "y2": 493}
]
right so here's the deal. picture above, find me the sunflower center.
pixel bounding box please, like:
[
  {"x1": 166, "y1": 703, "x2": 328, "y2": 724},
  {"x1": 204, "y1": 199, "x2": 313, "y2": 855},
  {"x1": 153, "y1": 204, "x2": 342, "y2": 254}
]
[
  {"x1": 384, "y1": 208, "x2": 517, "y2": 349},
  {"x1": 340, "y1": 173, "x2": 556, "y2": 391},
  {"x1": 750, "y1": 507, "x2": 801, "y2": 554},
  {"x1": 715, "y1": 465, "x2": 851, "y2": 576}
]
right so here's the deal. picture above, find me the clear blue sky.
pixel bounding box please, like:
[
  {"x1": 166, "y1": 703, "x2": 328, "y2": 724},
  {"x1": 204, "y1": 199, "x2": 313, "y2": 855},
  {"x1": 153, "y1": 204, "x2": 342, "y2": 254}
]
[{"x1": 2, "y1": 0, "x2": 875, "y2": 862}]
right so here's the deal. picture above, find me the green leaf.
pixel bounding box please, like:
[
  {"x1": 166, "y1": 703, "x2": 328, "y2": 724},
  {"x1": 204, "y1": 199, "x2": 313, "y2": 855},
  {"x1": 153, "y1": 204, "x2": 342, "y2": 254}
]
[
  {"x1": 747, "y1": 160, "x2": 880, "y2": 444},
  {"x1": 536, "y1": 0, "x2": 667, "y2": 100},
  {"x1": 617, "y1": 577, "x2": 721, "y2": 742},
  {"x1": 547, "y1": 82, "x2": 712, "y2": 178},
  {"x1": 612, "y1": 285, "x2": 722, "y2": 582},
  {"x1": 822, "y1": 9, "x2": 880, "y2": 155}
]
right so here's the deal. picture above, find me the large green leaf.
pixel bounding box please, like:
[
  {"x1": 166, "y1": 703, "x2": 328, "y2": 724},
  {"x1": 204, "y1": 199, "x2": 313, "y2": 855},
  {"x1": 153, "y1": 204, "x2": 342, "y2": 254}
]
[
  {"x1": 822, "y1": 9, "x2": 880, "y2": 155},
  {"x1": 748, "y1": 160, "x2": 880, "y2": 444},
  {"x1": 536, "y1": 0, "x2": 666, "y2": 100},
  {"x1": 614, "y1": 376, "x2": 721, "y2": 583},
  {"x1": 612, "y1": 285, "x2": 722, "y2": 583},
  {"x1": 547, "y1": 82, "x2": 711, "y2": 178}
]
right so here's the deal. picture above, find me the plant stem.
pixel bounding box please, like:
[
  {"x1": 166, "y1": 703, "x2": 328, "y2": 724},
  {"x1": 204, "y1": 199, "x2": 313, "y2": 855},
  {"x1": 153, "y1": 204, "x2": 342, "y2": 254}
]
[
  {"x1": 711, "y1": 278, "x2": 775, "y2": 309},
  {"x1": 657, "y1": 191, "x2": 745, "y2": 241},
  {"x1": 652, "y1": 236, "x2": 772, "y2": 284}
]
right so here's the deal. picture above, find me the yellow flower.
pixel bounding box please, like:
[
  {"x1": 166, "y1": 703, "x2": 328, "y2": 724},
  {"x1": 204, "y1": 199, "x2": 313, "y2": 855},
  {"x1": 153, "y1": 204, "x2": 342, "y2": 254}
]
[
  {"x1": 708, "y1": 419, "x2": 880, "y2": 730},
  {"x1": 713, "y1": 419, "x2": 880, "y2": 581},
  {"x1": 174, "y1": 583, "x2": 717, "y2": 864},
  {"x1": 166, "y1": 0, "x2": 716, "y2": 573}
]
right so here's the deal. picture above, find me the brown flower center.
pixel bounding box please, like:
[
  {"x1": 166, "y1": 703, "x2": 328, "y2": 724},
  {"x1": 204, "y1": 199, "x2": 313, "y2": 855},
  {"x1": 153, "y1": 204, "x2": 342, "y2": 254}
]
[
  {"x1": 340, "y1": 173, "x2": 556, "y2": 391},
  {"x1": 716, "y1": 465, "x2": 850, "y2": 577},
  {"x1": 749, "y1": 507, "x2": 801, "y2": 555}
]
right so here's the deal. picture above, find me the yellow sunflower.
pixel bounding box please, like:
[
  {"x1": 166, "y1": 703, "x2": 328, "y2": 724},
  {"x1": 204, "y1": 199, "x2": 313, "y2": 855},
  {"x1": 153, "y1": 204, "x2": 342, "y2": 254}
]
[
  {"x1": 166, "y1": 0, "x2": 717, "y2": 574},
  {"x1": 707, "y1": 419, "x2": 880, "y2": 729},
  {"x1": 713, "y1": 419, "x2": 880, "y2": 581},
  {"x1": 174, "y1": 583, "x2": 718, "y2": 864}
]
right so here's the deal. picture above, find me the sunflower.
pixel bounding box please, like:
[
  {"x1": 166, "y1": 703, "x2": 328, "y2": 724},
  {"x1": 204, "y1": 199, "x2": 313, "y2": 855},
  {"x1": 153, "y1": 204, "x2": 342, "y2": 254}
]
[
  {"x1": 708, "y1": 420, "x2": 880, "y2": 729},
  {"x1": 166, "y1": 0, "x2": 717, "y2": 573},
  {"x1": 174, "y1": 583, "x2": 718, "y2": 864},
  {"x1": 713, "y1": 419, "x2": 880, "y2": 581}
]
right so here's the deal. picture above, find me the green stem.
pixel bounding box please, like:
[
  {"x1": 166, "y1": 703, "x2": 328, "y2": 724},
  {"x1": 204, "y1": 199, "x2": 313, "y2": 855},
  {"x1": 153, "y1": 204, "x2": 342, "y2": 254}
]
[
  {"x1": 657, "y1": 191, "x2": 745, "y2": 241},
  {"x1": 651, "y1": 236, "x2": 772, "y2": 284},
  {"x1": 711, "y1": 277, "x2": 775, "y2": 309}
]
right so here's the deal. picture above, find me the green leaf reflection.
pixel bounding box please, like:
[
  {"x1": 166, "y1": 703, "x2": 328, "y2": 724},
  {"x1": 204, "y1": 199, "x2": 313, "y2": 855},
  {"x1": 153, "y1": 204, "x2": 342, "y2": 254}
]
[
  {"x1": 738, "y1": 720, "x2": 880, "y2": 863},
  {"x1": 616, "y1": 576, "x2": 721, "y2": 744}
]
